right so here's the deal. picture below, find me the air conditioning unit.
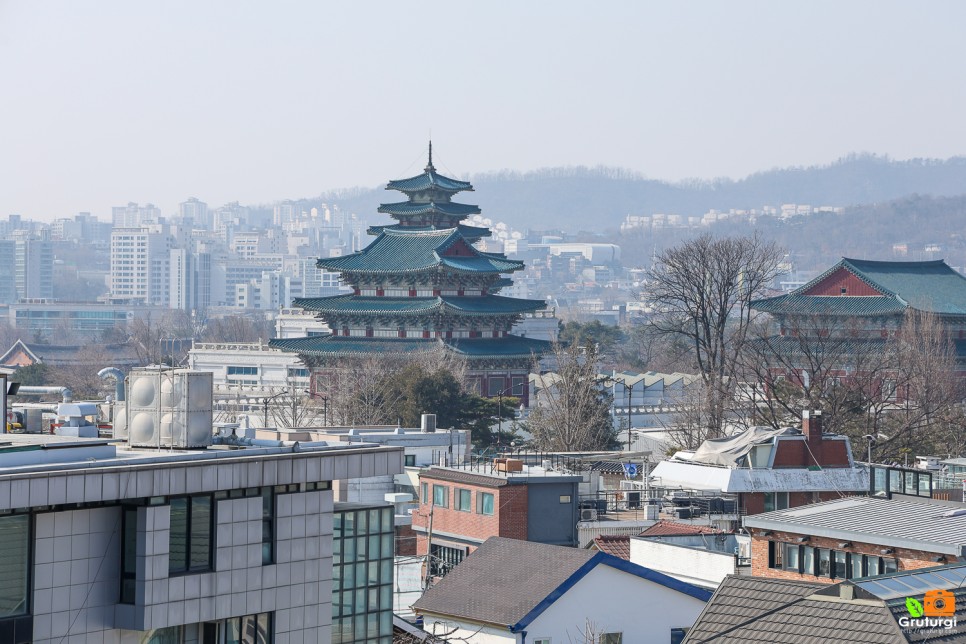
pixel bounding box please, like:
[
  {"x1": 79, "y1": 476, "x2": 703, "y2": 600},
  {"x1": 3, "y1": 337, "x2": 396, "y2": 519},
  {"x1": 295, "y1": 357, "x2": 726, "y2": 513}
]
[
  {"x1": 580, "y1": 508, "x2": 598, "y2": 522},
  {"x1": 125, "y1": 368, "x2": 213, "y2": 449}
]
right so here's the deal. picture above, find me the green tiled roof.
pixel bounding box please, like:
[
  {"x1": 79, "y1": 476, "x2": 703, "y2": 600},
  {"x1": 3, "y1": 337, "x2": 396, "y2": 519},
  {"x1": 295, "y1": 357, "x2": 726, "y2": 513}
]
[
  {"x1": 291, "y1": 294, "x2": 545, "y2": 317},
  {"x1": 377, "y1": 201, "x2": 481, "y2": 218},
  {"x1": 269, "y1": 335, "x2": 438, "y2": 357},
  {"x1": 386, "y1": 169, "x2": 473, "y2": 194},
  {"x1": 366, "y1": 223, "x2": 492, "y2": 239},
  {"x1": 269, "y1": 334, "x2": 549, "y2": 360},
  {"x1": 316, "y1": 229, "x2": 523, "y2": 275},
  {"x1": 753, "y1": 258, "x2": 966, "y2": 317},
  {"x1": 444, "y1": 335, "x2": 552, "y2": 358},
  {"x1": 751, "y1": 295, "x2": 906, "y2": 316}
]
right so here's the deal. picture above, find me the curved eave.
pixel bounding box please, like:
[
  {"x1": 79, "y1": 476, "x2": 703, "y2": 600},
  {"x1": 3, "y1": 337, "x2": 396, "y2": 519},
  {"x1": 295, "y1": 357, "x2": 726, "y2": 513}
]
[
  {"x1": 366, "y1": 224, "x2": 492, "y2": 239},
  {"x1": 377, "y1": 201, "x2": 481, "y2": 217},
  {"x1": 443, "y1": 336, "x2": 553, "y2": 358},
  {"x1": 270, "y1": 336, "x2": 442, "y2": 357},
  {"x1": 750, "y1": 294, "x2": 907, "y2": 316},
  {"x1": 386, "y1": 171, "x2": 473, "y2": 194},
  {"x1": 291, "y1": 295, "x2": 546, "y2": 317}
]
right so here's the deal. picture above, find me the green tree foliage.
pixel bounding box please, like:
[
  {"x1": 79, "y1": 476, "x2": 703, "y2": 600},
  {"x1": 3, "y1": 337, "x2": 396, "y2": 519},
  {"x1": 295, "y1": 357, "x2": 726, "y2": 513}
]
[
  {"x1": 11, "y1": 363, "x2": 50, "y2": 386},
  {"x1": 558, "y1": 321, "x2": 626, "y2": 357},
  {"x1": 383, "y1": 365, "x2": 515, "y2": 447}
]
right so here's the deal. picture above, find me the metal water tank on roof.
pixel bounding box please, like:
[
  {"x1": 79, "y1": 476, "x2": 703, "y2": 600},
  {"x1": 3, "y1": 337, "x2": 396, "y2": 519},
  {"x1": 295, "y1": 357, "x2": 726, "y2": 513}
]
[{"x1": 124, "y1": 368, "x2": 213, "y2": 448}]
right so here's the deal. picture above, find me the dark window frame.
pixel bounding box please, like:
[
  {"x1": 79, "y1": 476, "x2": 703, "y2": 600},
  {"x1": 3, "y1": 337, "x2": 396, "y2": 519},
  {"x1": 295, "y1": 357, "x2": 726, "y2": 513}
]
[{"x1": 168, "y1": 493, "x2": 214, "y2": 575}]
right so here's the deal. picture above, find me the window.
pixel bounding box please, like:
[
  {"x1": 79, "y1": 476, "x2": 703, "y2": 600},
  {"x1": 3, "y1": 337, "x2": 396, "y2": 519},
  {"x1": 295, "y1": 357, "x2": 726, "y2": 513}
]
[
  {"x1": 227, "y1": 366, "x2": 258, "y2": 376},
  {"x1": 456, "y1": 489, "x2": 472, "y2": 512},
  {"x1": 818, "y1": 548, "x2": 831, "y2": 577},
  {"x1": 405, "y1": 455, "x2": 416, "y2": 467},
  {"x1": 600, "y1": 634, "x2": 623, "y2": 644},
  {"x1": 882, "y1": 558, "x2": 898, "y2": 574},
  {"x1": 421, "y1": 482, "x2": 428, "y2": 505},
  {"x1": 671, "y1": 629, "x2": 688, "y2": 644},
  {"x1": 833, "y1": 550, "x2": 847, "y2": 578},
  {"x1": 143, "y1": 626, "x2": 184, "y2": 643},
  {"x1": 223, "y1": 612, "x2": 273, "y2": 644},
  {"x1": 169, "y1": 495, "x2": 213, "y2": 574},
  {"x1": 763, "y1": 492, "x2": 789, "y2": 513},
  {"x1": 850, "y1": 553, "x2": 864, "y2": 579},
  {"x1": 430, "y1": 544, "x2": 466, "y2": 577},
  {"x1": 534, "y1": 639, "x2": 551, "y2": 644},
  {"x1": 120, "y1": 507, "x2": 138, "y2": 604},
  {"x1": 803, "y1": 546, "x2": 815, "y2": 576},
  {"x1": 867, "y1": 555, "x2": 881, "y2": 576},
  {"x1": 784, "y1": 543, "x2": 801, "y2": 573},
  {"x1": 768, "y1": 541, "x2": 783, "y2": 569},
  {"x1": 477, "y1": 492, "x2": 494, "y2": 515},
  {"x1": 261, "y1": 488, "x2": 274, "y2": 565},
  {"x1": 0, "y1": 514, "x2": 29, "y2": 618},
  {"x1": 559, "y1": 495, "x2": 572, "y2": 504},
  {"x1": 433, "y1": 485, "x2": 449, "y2": 508}
]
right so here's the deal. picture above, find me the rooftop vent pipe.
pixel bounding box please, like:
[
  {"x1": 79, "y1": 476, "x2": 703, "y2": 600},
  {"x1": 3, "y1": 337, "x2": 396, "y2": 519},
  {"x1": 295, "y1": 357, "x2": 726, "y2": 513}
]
[
  {"x1": 15, "y1": 386, "x2": 72, "y2": 403},
  {"x1": 97, "y1": 367, "x2": 125, "y2": 402}
]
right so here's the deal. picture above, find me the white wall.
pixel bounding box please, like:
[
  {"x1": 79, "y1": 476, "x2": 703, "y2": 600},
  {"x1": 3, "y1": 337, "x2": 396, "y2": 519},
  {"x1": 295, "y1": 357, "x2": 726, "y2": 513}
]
[
  {"x1": 527, "y1": 565, "x2": 706, "y2": 644},
  {"x1": 630, "y1": 538, "x2": 738, "y2": 589},
  {"x1": 422, "y1": 564, "x2": 706, "y2": 644}
]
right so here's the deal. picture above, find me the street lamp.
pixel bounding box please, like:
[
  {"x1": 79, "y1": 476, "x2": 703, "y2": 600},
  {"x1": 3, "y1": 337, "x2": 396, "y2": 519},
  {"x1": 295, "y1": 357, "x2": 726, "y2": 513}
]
[
  {"x1": 863, "y1": 434, "x2": 877, "y2": 464},
  {"x1": 262, "y1": 390, "x2": 290, "y2": 428}
]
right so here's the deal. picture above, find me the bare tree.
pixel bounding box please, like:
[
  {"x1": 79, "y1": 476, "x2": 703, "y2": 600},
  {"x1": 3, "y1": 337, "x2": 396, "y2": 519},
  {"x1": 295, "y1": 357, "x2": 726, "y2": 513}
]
[
  {"x1": 527, "y1": 343, "x2": 618, "y2": 451},
  {"x1": 309, "y1": 349, "x2": 469, "y2": 426},
  {"x1": 740, "y1": 308, "x2": 965, "y2": 459},
  {"x1": 643, "y1": 233, "x2": 784, "y2": 438}
]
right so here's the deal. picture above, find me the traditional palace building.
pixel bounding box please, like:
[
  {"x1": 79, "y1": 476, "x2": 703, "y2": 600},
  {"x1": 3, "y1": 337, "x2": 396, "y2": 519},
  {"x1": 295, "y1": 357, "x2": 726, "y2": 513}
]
[
  {"x1": 272, "y1": 145, "x2": 550, "y2": 402},
  {"x1": 753, "y1": 257, "x2": 966, "y2": 345}
]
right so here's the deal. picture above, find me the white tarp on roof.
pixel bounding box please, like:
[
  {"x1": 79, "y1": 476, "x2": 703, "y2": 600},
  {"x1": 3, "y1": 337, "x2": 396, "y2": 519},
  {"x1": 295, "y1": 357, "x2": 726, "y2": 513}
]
[{"x1": 690, "y1": 426, "x2": 796, "y2": 467}]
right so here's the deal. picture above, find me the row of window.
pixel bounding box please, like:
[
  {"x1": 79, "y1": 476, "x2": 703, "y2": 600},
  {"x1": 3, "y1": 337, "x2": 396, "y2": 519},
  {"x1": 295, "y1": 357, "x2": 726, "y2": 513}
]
[
  {"x1": 768, "y1": 541, "x2": 899, "y2": 578},
  {"x1": 421, "y1": 483, "x2": 495, "y2": 515}
]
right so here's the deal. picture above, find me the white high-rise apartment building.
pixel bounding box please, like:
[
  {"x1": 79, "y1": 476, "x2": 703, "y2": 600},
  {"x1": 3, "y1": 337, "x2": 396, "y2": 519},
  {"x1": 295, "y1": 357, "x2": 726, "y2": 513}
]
[
  {"x1": 178, "y1": 197, "x2": 209, "y2": 229},
  {"x1": 110, "y1": 226, "x2": 174, "y2": 305},
  {"x1": 170, "y1": 248, "x2": 212, "y2": 313},
  {"x1": 11, "y1": 231, "x2": 53, "y2": 300},
  {"x1": 111, "y1": 202, "x2": 161, "y2": 228}
]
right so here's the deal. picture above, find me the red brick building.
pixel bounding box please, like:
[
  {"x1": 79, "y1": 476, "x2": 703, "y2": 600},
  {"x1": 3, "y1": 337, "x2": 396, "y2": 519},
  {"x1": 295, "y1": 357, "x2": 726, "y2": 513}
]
[
  {"x1": 650, "y1": 411, "x2": 867, "y2": 520},
  {"x1": 745, "y1": 495, "x2": 966, "y2": 582},
  {"x1": 412, "y1": 462, "x2": 581, "y2": 574}
]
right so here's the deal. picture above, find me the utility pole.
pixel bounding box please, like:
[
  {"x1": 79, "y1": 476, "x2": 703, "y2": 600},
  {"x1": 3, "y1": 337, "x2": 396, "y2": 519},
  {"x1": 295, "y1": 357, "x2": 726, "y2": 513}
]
[{"x1": 423, "y1": 504, "x2": 435, "y2": 589}]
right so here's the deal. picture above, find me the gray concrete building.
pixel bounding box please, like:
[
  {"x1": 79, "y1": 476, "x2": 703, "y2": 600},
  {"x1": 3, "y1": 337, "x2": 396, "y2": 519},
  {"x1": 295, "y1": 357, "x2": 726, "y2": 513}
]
[{"x1": 0, "y1": 432, "x2": 401, "y2": 643}]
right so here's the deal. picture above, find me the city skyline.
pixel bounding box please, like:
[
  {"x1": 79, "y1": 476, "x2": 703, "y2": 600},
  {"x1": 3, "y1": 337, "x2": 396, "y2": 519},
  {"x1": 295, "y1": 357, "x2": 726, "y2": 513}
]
[{"x1": 2, "y1": 1, "x2": 966, "y2": 220}]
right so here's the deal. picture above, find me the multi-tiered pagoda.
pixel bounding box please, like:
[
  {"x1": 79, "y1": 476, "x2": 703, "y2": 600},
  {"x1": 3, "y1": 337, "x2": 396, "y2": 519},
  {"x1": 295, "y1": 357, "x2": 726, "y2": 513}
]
[{"x1": 272, "y1": 145, "x2": 550, "y2": 403}]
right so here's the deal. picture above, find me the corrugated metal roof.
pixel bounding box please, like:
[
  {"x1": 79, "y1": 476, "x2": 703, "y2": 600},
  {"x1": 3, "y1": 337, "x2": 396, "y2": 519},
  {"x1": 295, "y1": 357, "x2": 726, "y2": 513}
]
[{"x1": 744, "y1": 496, "x2": 966, "y2": 555}]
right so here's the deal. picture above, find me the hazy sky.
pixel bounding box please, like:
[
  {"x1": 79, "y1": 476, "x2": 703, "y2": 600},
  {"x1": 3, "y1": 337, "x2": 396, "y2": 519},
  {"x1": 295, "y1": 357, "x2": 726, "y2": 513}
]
[{"x1": 2, "y1": 1, "x2": 966, "y2": 221}]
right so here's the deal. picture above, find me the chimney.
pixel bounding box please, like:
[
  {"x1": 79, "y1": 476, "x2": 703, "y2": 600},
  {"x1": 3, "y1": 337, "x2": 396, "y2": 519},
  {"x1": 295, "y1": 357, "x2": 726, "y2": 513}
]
[{"x1": 802, "y1": 410, "x2": 823, "y2": 466}]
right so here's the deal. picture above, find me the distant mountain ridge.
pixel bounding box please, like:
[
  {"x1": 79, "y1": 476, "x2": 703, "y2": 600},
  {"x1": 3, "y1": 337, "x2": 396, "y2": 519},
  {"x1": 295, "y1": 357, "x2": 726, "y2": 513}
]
[{"x1": 301, "y1": 154, "x2": 966, "y2": 231}]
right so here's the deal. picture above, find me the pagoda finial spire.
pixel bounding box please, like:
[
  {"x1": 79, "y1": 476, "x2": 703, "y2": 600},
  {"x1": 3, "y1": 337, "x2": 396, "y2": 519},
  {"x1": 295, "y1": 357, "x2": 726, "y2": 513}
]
[{"x1": 425, "y1": 140, "x2": 435, "y2": 172}]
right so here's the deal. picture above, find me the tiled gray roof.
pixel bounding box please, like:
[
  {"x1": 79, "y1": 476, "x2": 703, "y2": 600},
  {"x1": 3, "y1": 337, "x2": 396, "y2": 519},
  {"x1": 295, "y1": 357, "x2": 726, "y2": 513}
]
[
  {"x1": 413, "y1": 537, "x2": 595, "y2": 627},
  {"x1": 743, "y1": 496, "x2": 966, "y2": 555},
  {"x1": 683, "y1": 576, "x2": 902, "y2": 644}
]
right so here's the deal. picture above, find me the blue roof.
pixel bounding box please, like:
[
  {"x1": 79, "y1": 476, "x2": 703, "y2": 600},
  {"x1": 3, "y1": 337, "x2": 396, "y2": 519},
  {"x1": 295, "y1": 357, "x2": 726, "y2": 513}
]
[
  {"x1": 512, "y1": 552, "x2": 712, "y2": 631},
  {"x1": 377, "y1": 201, "x2": 481, "y2": 218},
  {"x1": 316, "y1": 228, "x2": 523, "y2": 275}
]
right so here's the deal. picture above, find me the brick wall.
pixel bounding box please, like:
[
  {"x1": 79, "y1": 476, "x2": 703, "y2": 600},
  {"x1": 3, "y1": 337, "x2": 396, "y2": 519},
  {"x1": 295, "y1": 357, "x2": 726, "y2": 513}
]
[
  {"x1": 412, "y1": 475, "x2": 528, "y2": 555},
  {"x1": 395, "y1": 524, "x2": 417, "y2": 556},
  {"x1": 749, "y1": 529, "x2": 955, "y2": 581}
]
